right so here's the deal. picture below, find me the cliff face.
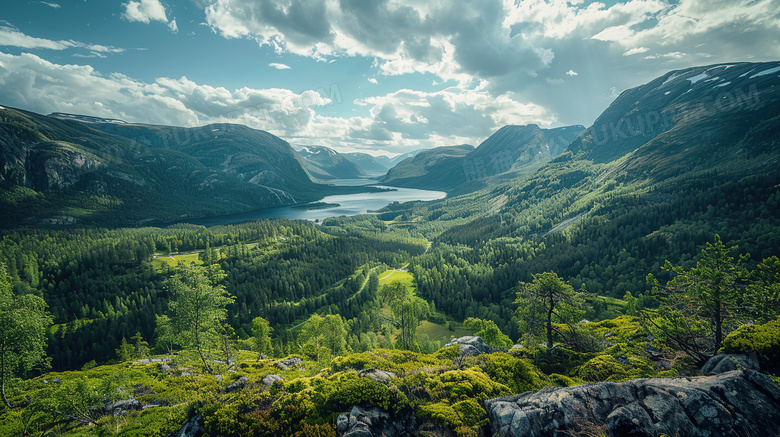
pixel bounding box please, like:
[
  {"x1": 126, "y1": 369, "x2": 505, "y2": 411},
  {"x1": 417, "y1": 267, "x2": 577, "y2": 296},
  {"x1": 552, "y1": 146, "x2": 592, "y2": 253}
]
[{"x1": 483, "y1": 370, "x2": 780, "y2": 437}]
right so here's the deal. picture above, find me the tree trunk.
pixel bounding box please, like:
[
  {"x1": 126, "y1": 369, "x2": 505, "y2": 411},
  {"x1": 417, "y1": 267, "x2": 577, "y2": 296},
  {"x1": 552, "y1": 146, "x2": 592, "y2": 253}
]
[
  {"x1": 715, "y1": 300, "x2": 723, "y2": 351},
  {"x1": 547, "y1": 302, "x2": 555, "y2": 349},
  {"x1": 197, "y1": 345, "x2": 213, "y2": 374},
  {"x1": 1, "y1": 350, "x2": 12, "y2": 409}
]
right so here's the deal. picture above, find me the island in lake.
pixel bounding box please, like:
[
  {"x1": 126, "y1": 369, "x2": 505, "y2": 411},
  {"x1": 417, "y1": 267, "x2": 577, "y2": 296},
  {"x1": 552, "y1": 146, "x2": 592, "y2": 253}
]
[{"x1": 290, "y1": 202, "x2": 341, "y2": 210}]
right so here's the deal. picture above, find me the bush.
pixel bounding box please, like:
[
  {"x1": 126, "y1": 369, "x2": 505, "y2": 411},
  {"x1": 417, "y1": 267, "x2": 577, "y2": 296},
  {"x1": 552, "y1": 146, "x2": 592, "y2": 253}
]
[
  {"x1": 720, "y1": 318, "x2": 780, "y2": 371},
  {"x1": 452, "y1": 399, "x2": 489, "y2": 427},
  {"x1": 575, "y1": 355, "x2": 629, "y2": 382},
  {"x1": 484, "y1": 353, "x2": 548, "y2": 394},
  {"x1": 417, "y1": 402, "x2": 461, "y2": 427}
]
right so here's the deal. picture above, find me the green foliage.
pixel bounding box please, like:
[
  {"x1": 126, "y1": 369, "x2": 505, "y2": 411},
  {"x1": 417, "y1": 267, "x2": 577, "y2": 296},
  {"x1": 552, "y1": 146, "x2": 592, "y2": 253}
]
[
  {"x1": 298, "y1": 314, "x2": 348, "y2": 358},
  {"x1": 0, "y1": 262, "x2": 52, "y2": 408},
  {"x1": 484, "y1": 353, "x2": 548, "y2": 394},
  {"x1": 516, "y1": 272, "x2": 587, "y2": 349},
  {"x1": 251, "y1": 316, "x2": 274, "y2": 359},
  {"x1": 721, "y1": 317, "x2": 780, "y2": 373},
  {"x1": 167, "y1": 263, "x2": 234, "y2": 373},
  {"x1": 575, "y1": 355, "x2": 629, "y2": 382},
  {"x1": 417, "y1": 402, "x2": 461, "y2": 427},
  {"x1": 452, "y1": 399, "x2": 489, "y2": 427},
  {"x1": 379, "y1": 280, "x2": 429, "y2": 351},
  {"x1": 463, "y1": 318, "x2": 512, "y2": 349}
]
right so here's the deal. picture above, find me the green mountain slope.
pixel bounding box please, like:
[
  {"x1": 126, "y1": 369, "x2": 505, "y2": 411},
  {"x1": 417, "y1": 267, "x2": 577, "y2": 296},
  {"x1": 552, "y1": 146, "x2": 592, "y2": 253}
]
[
  {"x1": 0, "y1": 108, "x2": 371, "y2": 226},
  {"x1": 371, "y1": 61, "x2": 780, "y2": 334},
  {"x1": 381, "y1": 124, "x2": 584, "y2": 193}
]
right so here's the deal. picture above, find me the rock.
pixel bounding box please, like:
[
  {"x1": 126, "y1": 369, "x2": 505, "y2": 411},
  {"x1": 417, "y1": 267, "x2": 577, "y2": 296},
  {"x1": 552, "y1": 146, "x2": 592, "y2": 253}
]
[
  {"x1": 136, "y1": 357, "x2": 172, "y2": 364},
  {"x1": 484, "y1": 370, "x2": 780, "y2": 437},
  {"x1": 337, "y1": 406, "x2": 415, "y2": 437},
  {"x1": 169, "y1": 414, "x2": 204, "y2": 437},
  {"x1": 275, "y1": 356, "x2": 304, "y2": 370},
  {"x1": 358, "y1": 369, "x2": 396, "y2": 383},
  {"x1": 180, "y1": 371, "x2": 191, "y2": 377},
  {"x1": 444, "y1": 336, "x2": 496, "y2": 356},
  {"x1": 337, "y1": 414, "x2": 349, "y2": 433},
  {"x1": 262, "y1": 374, "x2": 284, "y2": 385},
  {"x1": 701, "y1": 354, "x2": 759, "y2": 375},
  {"x1": 510, "y1": 344, "x2": 525, "y2": 350},
  {"x1": 104, "y1": 397, "x2": 142, "y2": 416},
  {"x1": 226, "y1": 376, "x2": 249, "y2": 392}
]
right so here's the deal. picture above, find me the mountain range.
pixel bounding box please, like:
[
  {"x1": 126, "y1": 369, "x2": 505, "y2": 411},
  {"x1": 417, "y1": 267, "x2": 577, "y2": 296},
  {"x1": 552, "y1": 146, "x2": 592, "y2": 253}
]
[{"x1": 381, "y1": 124, "x2": 585, "y2": 193}]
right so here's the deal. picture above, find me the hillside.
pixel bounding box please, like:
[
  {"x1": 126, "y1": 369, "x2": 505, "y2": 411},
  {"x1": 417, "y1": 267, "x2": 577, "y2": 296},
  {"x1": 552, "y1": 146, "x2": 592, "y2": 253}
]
[
  {"x1": 369, "y1": 61, "x2": 780, "y2": 334},
  {"x1": 0, "y1": 109, "x2": 381, "y2": 226},
  {"x1": 379, "y1": 144, "x2": 474, "y2": 191},
  {"x1": 294, "y1": 145, "x2": 366, "y2": 180},
  {"x1": 381, "y1": 124, "x2": 585, "y2": 193}
]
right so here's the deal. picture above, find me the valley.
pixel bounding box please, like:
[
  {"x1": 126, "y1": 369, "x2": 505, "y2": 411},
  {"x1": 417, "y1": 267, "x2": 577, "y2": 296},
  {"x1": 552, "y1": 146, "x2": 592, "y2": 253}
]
[{"x1": 1, "y1": 61, "x2": 779, "y2": 436}]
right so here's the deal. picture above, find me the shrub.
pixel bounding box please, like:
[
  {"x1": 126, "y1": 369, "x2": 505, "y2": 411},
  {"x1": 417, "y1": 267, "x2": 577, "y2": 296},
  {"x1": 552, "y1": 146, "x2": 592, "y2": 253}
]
[
  {"x1": 575, "y1": 355, "x2": 629, "y2": 382},
  {"x1": 720, "y1": 318, "x2": 780, "y2": 366},
  {"x1": 452, "y1": 399, "x2": 489, "y2": 427},
  {"x1": 484, "y1": 353, "x2": 547, "y2": 394},
  {"x1": 417, "y1": 402, "x2": 461, "y2": 427}
]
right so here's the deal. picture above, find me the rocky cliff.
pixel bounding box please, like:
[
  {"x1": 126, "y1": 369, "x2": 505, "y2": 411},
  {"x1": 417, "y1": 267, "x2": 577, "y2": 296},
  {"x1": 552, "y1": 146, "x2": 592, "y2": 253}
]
[{"x1": 483, "y1": 370, "x2": 780, "y2": 437}]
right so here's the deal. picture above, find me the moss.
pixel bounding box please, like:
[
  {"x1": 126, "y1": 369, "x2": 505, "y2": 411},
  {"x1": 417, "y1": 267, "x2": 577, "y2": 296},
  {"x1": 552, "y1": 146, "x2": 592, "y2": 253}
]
[
  {"x1": 452, "y1": 399, "x2": 489, "y2": 427},
  {"x1": 532, "y1": 347, "x2": 592, "y2": 376},
  {"x1": 575, "y1": 355, "x2": 630, "y2": 382},
  {"x1": 548, "y1": 373, "x2": 580, "y2": 387},
  {"x1": 484, "y1": 353, "x2": 548, "y2": 394},
  {"x1": 586, "y1": 316, "x2": 645, "y2": 342},
  {"x1": 417, "y1": 402, "x2": 462, "y2": 427},
  {"x1": 720, "y1": 318, "x2": 780, "y2": 362}
]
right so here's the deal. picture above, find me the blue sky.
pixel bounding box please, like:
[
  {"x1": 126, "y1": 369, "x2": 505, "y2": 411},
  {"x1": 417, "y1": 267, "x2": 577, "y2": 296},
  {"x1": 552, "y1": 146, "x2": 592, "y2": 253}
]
[{"x1": 1, "y1": 0, "x2": 778, "y2": 156}]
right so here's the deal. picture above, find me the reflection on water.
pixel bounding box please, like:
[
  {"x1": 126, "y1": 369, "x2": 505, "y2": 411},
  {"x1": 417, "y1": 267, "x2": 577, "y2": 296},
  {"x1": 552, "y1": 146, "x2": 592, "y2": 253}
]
[{"x1": 183, "y1": 181, "x2": 446, "y2": 227}]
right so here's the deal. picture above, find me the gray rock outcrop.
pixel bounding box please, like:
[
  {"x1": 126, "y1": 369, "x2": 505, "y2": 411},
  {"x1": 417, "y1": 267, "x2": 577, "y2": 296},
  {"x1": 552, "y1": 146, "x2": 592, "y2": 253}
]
[
  {"x1": 337, "y1": 406, "x2": 415, "y2": 437},
  {"x1": 444, "y1": 336, "x2": 498, "y2": 356},
  {"x1": 358, "y1": 369, "x2": 396, "y2": 383},
  {"x1": 484, "y1": 370, "x2": 780, "y2": 437},
  {"x1": 701, "y1": 354, "x2": 759, "y2": 375}
]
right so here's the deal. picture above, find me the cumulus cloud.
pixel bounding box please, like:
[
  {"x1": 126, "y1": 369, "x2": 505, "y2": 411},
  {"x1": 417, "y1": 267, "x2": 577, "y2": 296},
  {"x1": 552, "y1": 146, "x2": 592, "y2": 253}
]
[
  {"x1": 565, "y1": 70, "x2": 578, "y2": 76},
  {"x1": 0, "y1": 52, "x2": 333, "y2": 136},
  {"x1": 367, "y1": 78, "x2": 377, "y2": 84},
  {"x1": 122, "y1": 0, "x2": 178, "y2": 32}
]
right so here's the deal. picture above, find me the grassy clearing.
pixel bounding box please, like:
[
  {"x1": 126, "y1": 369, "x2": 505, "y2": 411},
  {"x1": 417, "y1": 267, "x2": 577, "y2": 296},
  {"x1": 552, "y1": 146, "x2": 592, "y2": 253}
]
[
  {"x1": 418, "y1": 320, "x2": 472, "y2": 343},
  {"x1": 151, "y1": 253, "x2": 203, "y2": 271},
  {"x1": 378, "y1": 269, "x2": 415, "y2": 292}
]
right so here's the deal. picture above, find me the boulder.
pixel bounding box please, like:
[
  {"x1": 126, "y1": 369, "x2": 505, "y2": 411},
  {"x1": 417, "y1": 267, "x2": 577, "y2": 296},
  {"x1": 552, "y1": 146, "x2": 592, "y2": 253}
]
[
  {"x1": 275, "y1": 357, "x2": 303, "y2": 370},
  {"x1": 337, "y1": 406, "x2": 415, "y2": 437},
  {"x1": 358, "y1": 369, "x2": 396, "y2": 383},
  {"x1": 169, "y1": 414, "x2": 204, "y2": 437},
  {"x1": 262, "y1": 374, "x2": 284, "y2": 385},
  {"x1": 701, "y1": 353, "x2": 759, "y2": 375},
  {"x1": 444, "y1": 336, "x2": 496, "y2": 356},
  {"x1": 136, "y1": 357, "x2": 172, "y2": 364},
  {"x1": 104, "y1": 397, "x2": 142, "y2": 416},
  {"x1": 225, "y1": 376, "x2": 249, "y2": 392},
  {"x1": 484, "y1": 370, "x2": 780, "y2": 437}
]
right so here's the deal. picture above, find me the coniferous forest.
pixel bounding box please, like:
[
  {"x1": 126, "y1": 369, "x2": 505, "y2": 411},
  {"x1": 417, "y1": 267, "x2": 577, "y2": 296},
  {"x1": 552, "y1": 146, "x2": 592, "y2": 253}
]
[{"x1": 1, "y1": 9, "x2": 780, "y2": 435}]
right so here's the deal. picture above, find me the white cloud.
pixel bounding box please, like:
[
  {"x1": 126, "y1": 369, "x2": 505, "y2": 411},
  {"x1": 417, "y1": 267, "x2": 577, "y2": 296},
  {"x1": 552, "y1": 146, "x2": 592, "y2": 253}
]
[
  {"x1": 40, "y1": 2, "x2": 60, "y2": 8},
  {"x1": 0, "y1": 25, "x2": 124, "y2": 56},
  {"x1": 269, "y1": 62, "x2": 291, "y2": 70},
  {"x1": 565, "y1": 70, "x2": 578, "y2": 76},
  {"x1": 122, "y1": 0, "x2": 177, "y2": 33},
  {"x1": 367, "y1": 78, "x2": 378, "y2": 84},
  {"x1": 623, "y1": 47, "x2": 649, "y2": 56}
]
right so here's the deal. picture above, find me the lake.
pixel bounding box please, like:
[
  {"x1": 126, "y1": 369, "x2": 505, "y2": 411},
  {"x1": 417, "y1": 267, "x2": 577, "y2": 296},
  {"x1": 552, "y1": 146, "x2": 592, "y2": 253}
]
[{"x1": 184, "y1": 178, "x2": 446, "y2": 226}]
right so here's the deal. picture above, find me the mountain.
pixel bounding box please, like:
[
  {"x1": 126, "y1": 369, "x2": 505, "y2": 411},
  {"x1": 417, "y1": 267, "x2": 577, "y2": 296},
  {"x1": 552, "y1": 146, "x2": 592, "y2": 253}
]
[
  {"x1": 377, "y1": 144, "x2": 474, "y2": 191},
  {"x1": 381, "y1": 124, "x2": 585, "y2": 192},
  {"x1": 342, "y1": 152, "x2": 392, "y2": 174},
  {"x1": 0, "y1": 108, "x2": 372, "y2": 226},
  {"x1": 389, "y1": 149, "x2": 425, "y2": 167},
  {"x1": 375, "y1": 61, "x2": 780, "y2": 323},
  {"x1": 294, "y1": 145, "x2": 366, "y2": 180}
]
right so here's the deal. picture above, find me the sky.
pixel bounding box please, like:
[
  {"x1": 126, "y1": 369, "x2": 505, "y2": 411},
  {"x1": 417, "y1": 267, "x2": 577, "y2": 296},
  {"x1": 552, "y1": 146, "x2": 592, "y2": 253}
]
[{"x1": 1, "y1": 0, "x2": 779, "y2": 156}]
